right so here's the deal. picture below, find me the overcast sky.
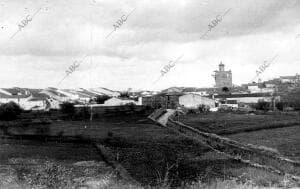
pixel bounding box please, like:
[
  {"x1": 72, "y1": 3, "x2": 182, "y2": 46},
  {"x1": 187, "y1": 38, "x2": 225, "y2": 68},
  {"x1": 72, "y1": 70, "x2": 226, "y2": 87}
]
[{"x1": 0, "y1": 0, "x2": 299, "y2": 91}]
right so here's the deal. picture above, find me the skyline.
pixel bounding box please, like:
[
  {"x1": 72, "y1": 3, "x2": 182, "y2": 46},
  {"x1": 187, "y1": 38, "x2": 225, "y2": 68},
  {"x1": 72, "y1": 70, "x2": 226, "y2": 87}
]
[{"x1": 0, "y1": 0, "x2": 299, "y2": 91}]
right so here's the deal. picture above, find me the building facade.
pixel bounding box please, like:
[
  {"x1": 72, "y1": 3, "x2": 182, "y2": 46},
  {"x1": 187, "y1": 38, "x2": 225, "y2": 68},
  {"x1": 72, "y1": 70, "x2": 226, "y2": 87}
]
[
  {"x1": 178, "y1": 94, "x2": 215, "y2": 109},
  {"x1": 213, "y1": 62, "x2": 232, "y2": 88}
]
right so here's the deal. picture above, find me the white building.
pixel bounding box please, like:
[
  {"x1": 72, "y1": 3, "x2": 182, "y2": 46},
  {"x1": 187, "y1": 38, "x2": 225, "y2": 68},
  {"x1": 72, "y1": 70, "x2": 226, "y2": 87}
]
[
  {"x1": 280, "y1": 75, "x2": 299, "y2": 83},
  {"x1": 214, "y1": 93, "x2": 280, "y2": 104},
  {"x1": 178, "y1": 94, "x2": 215, "y2": 109},
  {"x1": 103, "y1": 97, "x2": 138, "y2": 106},
  {"x1": 247, "y1": 85, "x2": 275, "y2": 94},
  {"x1": 185, "y1": 91, "x2": 209, "y2": 96},
  {"x1": 0, "y1": 88, "x2": 47, "y2": 110}
]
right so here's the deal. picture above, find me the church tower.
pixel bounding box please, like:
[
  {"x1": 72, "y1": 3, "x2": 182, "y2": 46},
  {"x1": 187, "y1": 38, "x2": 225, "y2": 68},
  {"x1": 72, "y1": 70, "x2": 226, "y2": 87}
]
[{"x1": 212, "y1": 62, "x2": 232, "y2": 88}]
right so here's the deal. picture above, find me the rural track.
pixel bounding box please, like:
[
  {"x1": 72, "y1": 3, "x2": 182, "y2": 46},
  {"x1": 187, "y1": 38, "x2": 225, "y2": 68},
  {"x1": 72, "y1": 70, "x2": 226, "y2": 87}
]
[{"x1": 148, "y1": 108, "x2": 300, "y2": 182}]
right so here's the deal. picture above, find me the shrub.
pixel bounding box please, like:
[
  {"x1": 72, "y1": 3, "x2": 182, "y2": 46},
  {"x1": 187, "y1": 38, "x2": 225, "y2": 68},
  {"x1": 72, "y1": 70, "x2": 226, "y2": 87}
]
[
  {"x1": 35, "y1": 126, "x2": 50, "y2": 136},
  {"x1": 120, "y1": 92, "x2": 130, "y2": 98},
  {"x1": 74, "y1": 106, "x2": 90, "y2": 120},
  {"x1": 281, "y1": 88, "x2": 300, "y2": 110},
  {"x1": 107, "y1": 131, "x2": 114, "y2": 137},
  {"x1": 255, "y1": 101, "x2": 271, "y2": 111},
  {"x1": 222, "y1": 87, "x2": 230, "y2": 93},
  {"x1": 125, "y1": 102, "x2": 136, "y2": 112},
  {"x1": 187, "y1": 109, "x2": 197, "y2": 114},
  {"x1": 95, "y1": 95, "x2": 111, "y2": 104},
  {"x1": 198, "y1": 104, "x2": 209, "y2": 113},
  {"x1": 0, "y1": 102, "x2": 23, "y2": 121},
  {"x1": 59, "y1": 102, "x2": 75, "y2": 115},
  {"x1": 275, "y1": 102, "x2": 287, "y2": 111}
]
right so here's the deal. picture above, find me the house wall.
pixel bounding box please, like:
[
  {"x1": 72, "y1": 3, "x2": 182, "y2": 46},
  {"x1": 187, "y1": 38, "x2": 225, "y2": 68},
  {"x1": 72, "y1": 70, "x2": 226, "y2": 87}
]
[
  {"x1": 142, "y1": 96, "x2": 165, "y2": 108},
  {"x1": 142, "y1": 95, "x2": 179, "y2": 109},
  {"x1": 218, "y1": 96, "x2": 275, "y2": 104},
  {"x1": 0, "y1": 98, "x2": 30, "y2": 106},
  {"x1": 179, "y1": 94, "x2": 215, "y2": 109},
  {"x1": 103, "y1": 97, "x2": 138, "y2": 106},
  {"x1": 248, "y1": 87, "x2": 274, "y2": 94},
  {"x1": 75, "y1": 105, "x2": 145, "y2": 115},
  {"x1": 20, "y1": 100, "x2": 46, "y2": 110},
  {"x1": 0, "y1": 98, "x2": 46, "y2": 110},
  {"x1": 47, "y1": 98, "x2": 60, "y2": 109},
  {"x1": 185, "y1": 91, "x2": 209, "y2": 96}
]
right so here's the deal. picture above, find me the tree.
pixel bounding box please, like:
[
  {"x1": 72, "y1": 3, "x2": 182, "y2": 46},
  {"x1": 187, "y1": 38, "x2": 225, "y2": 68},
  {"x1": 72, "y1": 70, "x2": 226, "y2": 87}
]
[
  {"x1": 0, "y1": 102, "x2": 23, "y2": 121},
  {"x1": 275, "y1": 102, "x2": 287, "y2": 111},
  {"x1": 59, "y1": 102, "x2": 75, "y2": 115},
  {"x1": 120, "y1": 92, "x2": 130, "y2": 98},
  {"x1": 281, "y1": 87, "x2": 300, "y2": 110},
  {"x1": 74, "y1": 106, "x2": 90, "y2": 120},
  {"x1": 255, "y1": 101, "x2": 271, "y2": 111},
  {"x1": 95, "y1": 95, "x2": 111, "y2": 104},
  {"x1": 222, "y1": 87, "x2": 229, "y2": 93}
]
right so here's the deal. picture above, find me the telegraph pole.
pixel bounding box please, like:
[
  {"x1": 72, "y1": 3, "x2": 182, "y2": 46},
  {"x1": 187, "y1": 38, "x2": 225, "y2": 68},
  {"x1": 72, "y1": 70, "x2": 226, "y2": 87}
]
[{"x1": 90, "y1": 105, "x2": 93, "y2": 121}]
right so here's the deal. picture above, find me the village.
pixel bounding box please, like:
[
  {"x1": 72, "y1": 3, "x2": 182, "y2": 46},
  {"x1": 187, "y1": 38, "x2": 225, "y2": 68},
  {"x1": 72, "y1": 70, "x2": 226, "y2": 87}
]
[
  {"x1": 1, "y1": 0, "x2": 300, "y2": 188},
  {"x1": 1, "y1": 63, "x2": 299, "y2": 188},
  {"x1": 0, "y1": 63, "x2": 299, "y2": 113}
]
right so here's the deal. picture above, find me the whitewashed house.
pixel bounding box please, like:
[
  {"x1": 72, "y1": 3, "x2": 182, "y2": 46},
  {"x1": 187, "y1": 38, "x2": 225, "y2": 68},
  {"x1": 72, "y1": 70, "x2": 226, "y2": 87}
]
[
  {"x1": 103, "y1": 97, "x2": 138, "y2": 106},
  {"x1": 0, "y1": 88, "x2": 48, "y2": 110},
  {"x1": 178, "y1": 94, "x2": 215, "y2": 109}
]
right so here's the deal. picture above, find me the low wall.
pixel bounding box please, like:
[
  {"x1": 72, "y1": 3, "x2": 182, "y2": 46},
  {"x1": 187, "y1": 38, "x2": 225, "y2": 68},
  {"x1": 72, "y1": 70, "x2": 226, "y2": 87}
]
[{"x1": 75, "y1": 105, "x2": 146, "y2": 116}]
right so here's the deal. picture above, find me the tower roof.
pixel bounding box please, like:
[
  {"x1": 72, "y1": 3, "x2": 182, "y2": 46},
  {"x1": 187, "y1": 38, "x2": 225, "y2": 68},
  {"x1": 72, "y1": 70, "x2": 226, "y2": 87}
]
[{"x1": 219, "y1": 62, "x2": 224, "y2": 66}]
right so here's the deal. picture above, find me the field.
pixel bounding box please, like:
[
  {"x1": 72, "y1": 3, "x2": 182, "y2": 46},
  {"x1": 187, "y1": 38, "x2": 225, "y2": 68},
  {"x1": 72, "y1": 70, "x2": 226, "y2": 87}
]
[
  {"x1": 1, "y1": 112, "x2": 300, "y2": 188},
  {"x1": 181, "y1": 112, "x2": 300, "y2": 135},
  {"x1": 228, "y1": 125, "x2": 300, "y2": 162},
  {"x1": 180, "y1": 112, "x2": 300, "y2": 162},
  {"x1": 0, "y1": 139, "x2": 125, "y2": 188}
]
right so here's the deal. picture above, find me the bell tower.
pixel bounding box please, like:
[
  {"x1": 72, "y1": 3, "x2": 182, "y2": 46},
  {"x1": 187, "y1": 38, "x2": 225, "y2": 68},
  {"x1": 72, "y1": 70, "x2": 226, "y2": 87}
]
[{"x1": 212, "y1": 62, "x2": 232, "y2": 88}]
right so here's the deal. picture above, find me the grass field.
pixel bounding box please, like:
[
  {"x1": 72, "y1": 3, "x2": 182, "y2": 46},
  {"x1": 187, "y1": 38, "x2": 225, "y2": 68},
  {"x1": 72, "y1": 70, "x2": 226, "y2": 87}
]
[
  {"x1": 180, "y1": 112, "x2": 300, "y2": 162},
  {"x1": 1, "y1": 112, "x2": 300, "y2": 188},
  {"x1": 0, "y1": 139, "x2": 124, "y2": 188},
  {"x1": 181, "y1": 112, "x2": 300, "y2": 135},
  {"x1": 228, "y1": 125, "x2": 300, "y2": 162}
]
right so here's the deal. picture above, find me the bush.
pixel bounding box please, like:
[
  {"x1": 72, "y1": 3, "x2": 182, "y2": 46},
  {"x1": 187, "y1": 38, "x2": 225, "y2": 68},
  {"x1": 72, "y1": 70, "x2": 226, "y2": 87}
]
[
  {"x1": 120, "y1": 92, "x2": 130, "y2": 98},
  {"x1": 125, "y1": 102, "x2": 136, "y2": 111},
  {"x1": 95, "y1": 95, "x2": 111, "y2": 104},
  {"x1": 255, "y1": 101, "x2": 271, "y2": 111},
  {"x1": 0, "y1": 102, "x2": 23, "y2": 121},
  {"x1": 74, "y1": 106, "x2": 90, "y2": 120},
  {"x1": 198, "y1": 105, "x2": 210, "y2": 113},
  {"x1": 281, "y1": 88, "x2": 300, "y2": 110},
  {"x1": 275, "y1": 102, "x2": 287, "y2": 111},
  {"x1": 187, "y1": 109, "x2": 197, "y2": 114},
  {"x1": 59, "y1": 102, "x2": 75, "y2": 115}
]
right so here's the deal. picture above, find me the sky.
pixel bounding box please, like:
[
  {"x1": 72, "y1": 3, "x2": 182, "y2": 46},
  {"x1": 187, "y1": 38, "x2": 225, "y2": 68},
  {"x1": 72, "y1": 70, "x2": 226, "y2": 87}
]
[{"x1": 0, "y1": 0, "x2": 299, "y2": 91}]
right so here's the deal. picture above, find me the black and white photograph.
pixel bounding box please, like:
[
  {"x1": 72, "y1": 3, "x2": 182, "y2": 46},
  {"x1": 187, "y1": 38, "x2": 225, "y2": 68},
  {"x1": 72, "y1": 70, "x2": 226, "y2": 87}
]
[{"x1": 0, "y1": 0, "x2": 300, "y2": 188}]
